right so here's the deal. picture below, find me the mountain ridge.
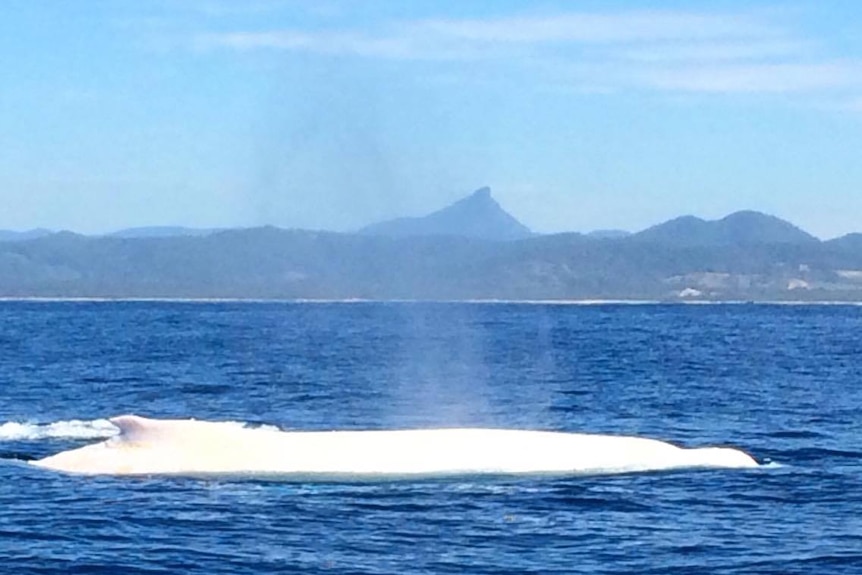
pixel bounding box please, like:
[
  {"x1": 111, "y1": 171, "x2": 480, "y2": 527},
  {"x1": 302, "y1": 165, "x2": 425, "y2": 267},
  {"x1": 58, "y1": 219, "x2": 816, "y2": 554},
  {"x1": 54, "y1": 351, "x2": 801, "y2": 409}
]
[
  {"x1": 632, "y1": 210, "x2": 818, "y2": 246},
  {"x1": 2, "y1": 224, "x2": 860, "y2": 301},
  {"x1": 0, "y1": 228, "x2": 54, "y2": 242},
  {"x1": 2, "y1": 194, "x2": 845, "y2": 246},
  {"x1": 3, "y1": 187, "x2": 861, "y2": 301},
  {"x1": 107, "y1": 226, "x2": 221, "y2": 239}
]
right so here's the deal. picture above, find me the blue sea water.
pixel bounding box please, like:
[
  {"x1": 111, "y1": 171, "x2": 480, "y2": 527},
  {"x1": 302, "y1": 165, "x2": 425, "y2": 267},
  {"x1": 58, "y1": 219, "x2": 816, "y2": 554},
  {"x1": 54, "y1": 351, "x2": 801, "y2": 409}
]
[{"x1": 0, "y1": 300, "x2": 860, "y2": 574}]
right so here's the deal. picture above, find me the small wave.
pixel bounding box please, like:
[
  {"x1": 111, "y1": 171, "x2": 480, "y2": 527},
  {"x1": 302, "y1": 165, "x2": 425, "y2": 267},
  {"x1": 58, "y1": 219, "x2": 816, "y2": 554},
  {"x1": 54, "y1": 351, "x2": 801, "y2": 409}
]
[
  {"x1": 0, "y1": 419, "x2": 119, "y2": 441},
  {"x1": 0, "y1": 418, "x2": 281, "y2": 442}
]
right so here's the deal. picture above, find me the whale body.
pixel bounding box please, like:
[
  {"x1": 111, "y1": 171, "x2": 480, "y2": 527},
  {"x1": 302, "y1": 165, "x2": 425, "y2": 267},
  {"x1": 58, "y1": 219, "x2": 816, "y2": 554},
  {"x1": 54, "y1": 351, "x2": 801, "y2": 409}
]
[{"x1": 31, "y1": 415, "x2": 759, "y2": 477}]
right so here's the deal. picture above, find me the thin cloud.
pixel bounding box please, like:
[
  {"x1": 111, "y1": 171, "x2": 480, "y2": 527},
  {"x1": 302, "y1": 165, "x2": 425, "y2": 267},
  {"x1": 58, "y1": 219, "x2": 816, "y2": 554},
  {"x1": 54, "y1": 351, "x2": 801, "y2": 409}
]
[
  {"x1": 618, "y1": 39, "x2": 811, "y2": 63},
  {"x1": 184, "y1": 0, "x2": 323, "y2": 18},
  {"x1": 197, "y1": 26, "x2": 495, "y2": 60},
  {"x1": 197, "y1": 9, "x2": 862, "y2": 100},
  {"x1": 416, "y1": 11, "x2": 777, "y2": 44},
  {"x1": 642, "y1": 61, "x2": 860, "y2": 94},
  {"x1": 198, "y1": 9, "x2": 781, "y2": 59}
]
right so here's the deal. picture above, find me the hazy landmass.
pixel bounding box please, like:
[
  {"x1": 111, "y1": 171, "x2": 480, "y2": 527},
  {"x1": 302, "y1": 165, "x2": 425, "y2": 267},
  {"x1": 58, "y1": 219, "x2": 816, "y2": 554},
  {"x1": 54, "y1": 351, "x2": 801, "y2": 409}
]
[
  {"x1": 0, "y1": 228, "x2": 53, "y2": 242},
  {"x1": 106, "y1": 226, "x2": 222, "y2": 239},
  {"x1": 586, "y1": 230, "x2": 632, "y2": 240},
  {"x1": 1, "y1": 188, "x2": 861, "y2": 301}
]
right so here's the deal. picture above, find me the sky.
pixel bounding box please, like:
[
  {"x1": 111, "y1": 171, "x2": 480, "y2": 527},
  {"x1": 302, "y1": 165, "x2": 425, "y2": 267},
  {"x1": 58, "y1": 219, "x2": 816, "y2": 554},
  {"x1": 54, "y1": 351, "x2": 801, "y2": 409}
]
[{"x1": 1, "y1": 1, "x2": 861, "y2": 239}]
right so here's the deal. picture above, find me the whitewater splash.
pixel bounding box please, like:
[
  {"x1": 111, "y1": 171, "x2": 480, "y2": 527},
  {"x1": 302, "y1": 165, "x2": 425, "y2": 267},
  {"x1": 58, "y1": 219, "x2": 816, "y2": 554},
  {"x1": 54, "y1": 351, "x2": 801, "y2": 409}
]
[
  {"x1": 25, "y1": 415, "x2": 759, "y2": 478},
  {"x1": 0, "y1": 419, "x2": 119, "y2": 441}
]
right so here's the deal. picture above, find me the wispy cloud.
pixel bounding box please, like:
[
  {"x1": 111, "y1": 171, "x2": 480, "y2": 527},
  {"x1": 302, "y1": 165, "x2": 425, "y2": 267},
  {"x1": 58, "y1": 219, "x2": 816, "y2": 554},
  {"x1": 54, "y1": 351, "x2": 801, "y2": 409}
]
[
  {"x1": 198, "y1": 9, "x2": 785, "y2": 59},
  {"x1": 197, "y1": 29, "x2": 482, "y2": 60},
  {"x1": 179, "y1": 0, "x2": 328, "y2": 18},
  {"x1": 416, "y1": 11, "x2": 776, "y2": 44},
  {"x1": 642, "y1": 61, "x2": 860, "y2": 94},
  {"x1": 618, "y1": 39, "x2": 810, "y2": 64},
  {"x1": 197, "y1": 9, "x2": 862, "y2": 103}
]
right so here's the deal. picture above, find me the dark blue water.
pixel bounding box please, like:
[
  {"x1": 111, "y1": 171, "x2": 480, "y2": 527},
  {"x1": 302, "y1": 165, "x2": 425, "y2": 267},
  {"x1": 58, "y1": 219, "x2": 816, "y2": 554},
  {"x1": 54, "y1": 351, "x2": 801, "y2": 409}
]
[{"x1": 1, "y1": 301, "x2": 860, "y2": 574}]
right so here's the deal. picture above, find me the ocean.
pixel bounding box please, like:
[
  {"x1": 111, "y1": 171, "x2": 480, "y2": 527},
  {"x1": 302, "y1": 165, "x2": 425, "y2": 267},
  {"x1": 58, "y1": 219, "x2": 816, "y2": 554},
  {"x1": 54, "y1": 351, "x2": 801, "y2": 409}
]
[{"x1": 0, "y1": 301, "x2": 860, "y2": 574}]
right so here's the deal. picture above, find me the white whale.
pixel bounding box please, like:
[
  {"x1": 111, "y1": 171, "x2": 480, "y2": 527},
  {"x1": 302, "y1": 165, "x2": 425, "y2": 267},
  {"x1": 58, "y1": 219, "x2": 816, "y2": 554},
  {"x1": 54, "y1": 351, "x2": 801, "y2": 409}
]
[{"x1": 30, "y1": 415, "x2": 759, "y2": 477}]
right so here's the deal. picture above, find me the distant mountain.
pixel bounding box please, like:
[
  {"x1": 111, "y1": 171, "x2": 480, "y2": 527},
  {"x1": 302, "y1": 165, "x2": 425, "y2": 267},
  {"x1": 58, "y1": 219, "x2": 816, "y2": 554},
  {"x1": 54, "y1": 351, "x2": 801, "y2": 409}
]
[
  {"x1": 1, "y1": 220, "x2": 862, "y2": 301},
  {"x1": 0, "y1": 228, "x2": 53, "y2": 242},
  {"x1": 587, "y1": 229, "x2": 631, "y2": 239},
  {"x1": 632, "y1": 211, "x2": 818, "y2": 246},
  {"x1": 359, "y1": 187, "x2": 533, "y2": 241},
  {"x1": 107, "y1": 226, "x2": 220, "y2": 239},
  {"x1": 825, "y1": 233, "x2": 862, "y2": 251},
  {"x1": 822, "y1": 233, "x2": 862, "y2": 270}
]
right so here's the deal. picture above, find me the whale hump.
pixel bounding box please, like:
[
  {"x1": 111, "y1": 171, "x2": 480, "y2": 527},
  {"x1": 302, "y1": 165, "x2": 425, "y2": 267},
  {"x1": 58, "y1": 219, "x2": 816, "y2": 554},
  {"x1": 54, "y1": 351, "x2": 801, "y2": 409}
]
[
  {"x1": 109, "y1": 415, "x2": 154, "y2": 443},
  {"x1": 108, "y1": 415, "x2": 238, "y2": 446}
]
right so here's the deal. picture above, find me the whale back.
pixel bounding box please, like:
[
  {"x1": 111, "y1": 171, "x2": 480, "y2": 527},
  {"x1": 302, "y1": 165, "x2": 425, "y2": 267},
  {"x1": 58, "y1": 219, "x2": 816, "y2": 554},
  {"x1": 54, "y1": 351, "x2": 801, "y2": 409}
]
[{"x1": 31, "y1": 415, "x2": 759, "y2": 477}]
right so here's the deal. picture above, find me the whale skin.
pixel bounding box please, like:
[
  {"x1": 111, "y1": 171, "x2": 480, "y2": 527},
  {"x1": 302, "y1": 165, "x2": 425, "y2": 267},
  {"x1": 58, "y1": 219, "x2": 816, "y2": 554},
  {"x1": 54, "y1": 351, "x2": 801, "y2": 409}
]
[{"x1": 30, "y1": 415, "x2": 759, "y2": 477}]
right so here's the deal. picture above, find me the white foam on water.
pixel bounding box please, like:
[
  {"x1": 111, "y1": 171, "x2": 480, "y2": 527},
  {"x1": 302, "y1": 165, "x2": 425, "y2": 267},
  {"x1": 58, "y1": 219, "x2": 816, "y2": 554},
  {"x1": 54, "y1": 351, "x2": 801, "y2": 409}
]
[
  {"x1": 0, "y1": 419, "x2": 120, "y2": 441},
  {"x1": 29, "y1": 415, "x2": 762, "y2": 478},
  {"x1": 0, "y1": 418, "x2": 281, "y2": 442}
]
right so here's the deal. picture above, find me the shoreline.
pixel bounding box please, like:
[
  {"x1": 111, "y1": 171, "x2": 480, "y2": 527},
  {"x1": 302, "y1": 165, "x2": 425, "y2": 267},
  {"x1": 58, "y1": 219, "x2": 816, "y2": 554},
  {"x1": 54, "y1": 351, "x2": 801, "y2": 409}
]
[{"x1": 1, "y1": 297, "x2": 860, "y2": 306}]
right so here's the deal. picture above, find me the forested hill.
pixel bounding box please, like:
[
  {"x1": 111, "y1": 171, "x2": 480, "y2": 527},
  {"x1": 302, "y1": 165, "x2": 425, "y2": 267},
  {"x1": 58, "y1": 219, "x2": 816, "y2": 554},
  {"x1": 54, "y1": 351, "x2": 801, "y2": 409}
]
[
  {"x1": 2, "y1": 187, "x2": 861, "y2": 300},
  {"x1": 1, "y1": 222, "x2": 861, "y2": 301}
]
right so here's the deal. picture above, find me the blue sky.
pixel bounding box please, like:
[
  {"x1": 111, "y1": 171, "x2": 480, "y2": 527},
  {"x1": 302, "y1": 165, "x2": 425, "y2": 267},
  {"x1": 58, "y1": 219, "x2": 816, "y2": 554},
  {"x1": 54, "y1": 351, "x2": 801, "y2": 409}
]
[{"x1": 2, "y1": 1, "x2": 861, "y2": 238}]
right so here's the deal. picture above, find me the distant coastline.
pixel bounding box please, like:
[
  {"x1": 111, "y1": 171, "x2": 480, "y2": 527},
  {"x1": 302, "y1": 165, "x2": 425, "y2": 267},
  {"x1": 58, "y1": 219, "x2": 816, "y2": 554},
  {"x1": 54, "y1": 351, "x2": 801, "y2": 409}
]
[
  {"x1": 2, "y1": 297, "x2": 861, "y2": 306},
  {"x1": 2, "y1": 188, "x2": 861, "y2": 302}
]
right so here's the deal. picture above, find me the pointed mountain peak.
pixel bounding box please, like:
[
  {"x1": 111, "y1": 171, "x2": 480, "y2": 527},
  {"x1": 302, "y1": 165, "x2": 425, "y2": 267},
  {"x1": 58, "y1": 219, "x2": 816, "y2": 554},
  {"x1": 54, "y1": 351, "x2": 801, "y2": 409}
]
[
  {"x1": 360, "y1": 187, "x2": 533, "y2": 241},
  {"x1": 445, "y1": 186, "x2": 502, "y2": 212},
  {"x1": 471, "y1": 186, "x2": 492, "y2": 199}
]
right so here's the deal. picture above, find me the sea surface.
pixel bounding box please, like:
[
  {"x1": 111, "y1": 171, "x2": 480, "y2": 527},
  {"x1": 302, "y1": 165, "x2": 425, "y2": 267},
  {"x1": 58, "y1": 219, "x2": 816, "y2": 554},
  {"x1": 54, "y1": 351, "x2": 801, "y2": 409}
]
[{"x1": 0, "y1": 300, "x2": 860, "y2": 574}]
